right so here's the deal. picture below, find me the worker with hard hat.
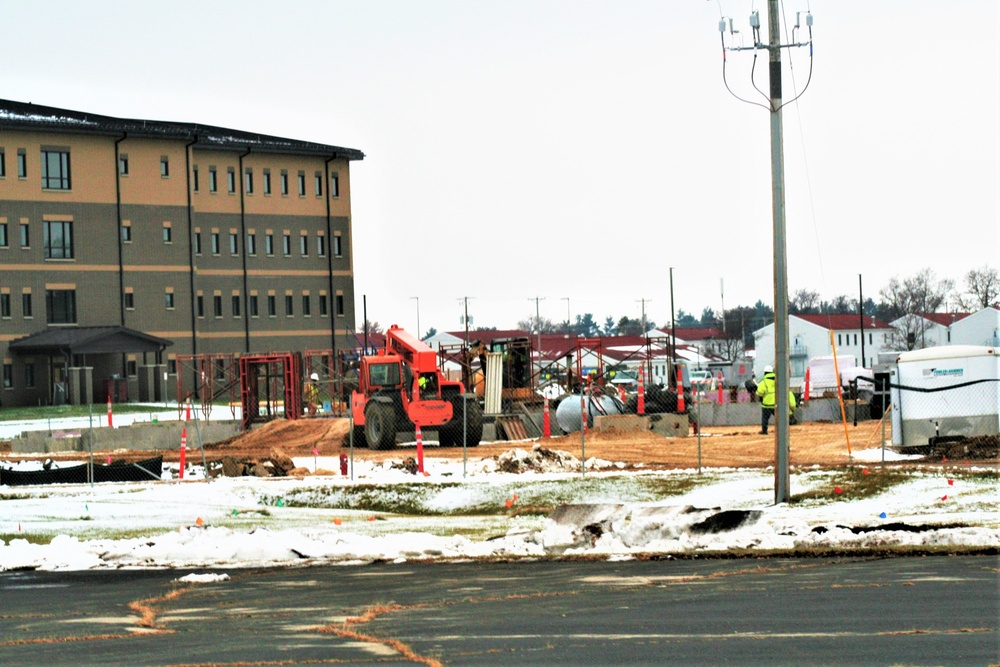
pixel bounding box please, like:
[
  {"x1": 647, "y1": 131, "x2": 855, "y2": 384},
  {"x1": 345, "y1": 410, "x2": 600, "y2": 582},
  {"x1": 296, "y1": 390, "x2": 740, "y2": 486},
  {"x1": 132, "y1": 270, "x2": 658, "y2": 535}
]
[
  {"x1": 305, "y1": 372, "x2": 320, "y2": 417},
  {"x1": 756, "y1": 365, "x2": 796, "y2": 435}
]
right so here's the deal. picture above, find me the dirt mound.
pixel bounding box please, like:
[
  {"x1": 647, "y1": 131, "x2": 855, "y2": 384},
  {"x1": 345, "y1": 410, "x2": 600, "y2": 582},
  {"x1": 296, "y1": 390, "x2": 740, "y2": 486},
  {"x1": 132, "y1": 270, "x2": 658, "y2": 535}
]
[
  {"x1": 206, "y1": 418, "x2": 349, "y2": 456},
  {"x1": 931, "y1": 433, "x2": 1000, "y2": 461}
]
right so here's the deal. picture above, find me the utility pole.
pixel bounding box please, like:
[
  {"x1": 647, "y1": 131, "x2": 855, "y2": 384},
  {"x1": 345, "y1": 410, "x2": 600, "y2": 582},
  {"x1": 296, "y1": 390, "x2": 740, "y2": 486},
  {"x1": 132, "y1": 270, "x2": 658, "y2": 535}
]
[
  {"x1": 858, "y1": 275, "x2": 866, "y2": 367},
  {"x1": 529, "y1": 296, "x2": 545, "y2": 376},
  {"x1": 717, "y1": 1, "x2": 814, "y2": 504},
  {"x1": 669, "y1": 268, "x2": 677, "y2": 368},
  {"x1": 637, "y1": 297, "x2": 652, "y2": 380},
  {"x1": 766, "y1": 0, "x2": 792, "y2": 504},
  {"x1": 561, "y1": 297, "x2": 571, "y2": 335}
]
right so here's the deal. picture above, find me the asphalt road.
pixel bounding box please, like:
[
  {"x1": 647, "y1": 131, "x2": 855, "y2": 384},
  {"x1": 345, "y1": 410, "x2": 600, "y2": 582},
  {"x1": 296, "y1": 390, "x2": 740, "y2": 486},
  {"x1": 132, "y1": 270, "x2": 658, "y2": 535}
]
[{"x1": 1, "y1": 555, "x2": 997, "y2": 666}]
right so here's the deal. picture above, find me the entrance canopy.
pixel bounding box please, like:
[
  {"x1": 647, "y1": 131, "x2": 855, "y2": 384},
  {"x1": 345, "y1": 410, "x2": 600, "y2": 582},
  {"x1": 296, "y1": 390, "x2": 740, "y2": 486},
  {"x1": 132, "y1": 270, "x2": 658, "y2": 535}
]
[{"x1": 9, "y1": 326, "x2": 173, "y2": 356}]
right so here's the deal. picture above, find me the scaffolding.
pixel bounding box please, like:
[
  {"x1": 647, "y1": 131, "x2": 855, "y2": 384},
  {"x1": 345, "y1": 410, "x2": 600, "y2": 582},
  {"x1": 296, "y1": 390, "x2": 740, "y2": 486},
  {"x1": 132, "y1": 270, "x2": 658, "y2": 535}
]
[{"x1": 174, "y1": 353, "x2": 239, "y2": 421}]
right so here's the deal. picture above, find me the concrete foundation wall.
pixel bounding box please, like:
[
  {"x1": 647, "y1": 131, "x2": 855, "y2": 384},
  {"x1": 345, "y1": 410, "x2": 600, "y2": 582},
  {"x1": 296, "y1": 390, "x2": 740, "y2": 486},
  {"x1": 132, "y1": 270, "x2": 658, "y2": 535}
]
[
  {"x1": 595, "y1": 413, "x2": 690, "y2": 438},
  {"x1": 690, "y1": 398, "x2": 870, "y2": 427},
  {"x1": 12, "y1": 420, "x2": 239, "y2": 454}
]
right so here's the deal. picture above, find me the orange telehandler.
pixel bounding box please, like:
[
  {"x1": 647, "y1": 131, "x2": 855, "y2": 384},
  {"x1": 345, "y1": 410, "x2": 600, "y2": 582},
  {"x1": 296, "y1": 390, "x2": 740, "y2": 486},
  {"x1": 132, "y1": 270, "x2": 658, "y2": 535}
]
[{"x1": 351, "y1": 325, "x2": 483, "y2": 449}]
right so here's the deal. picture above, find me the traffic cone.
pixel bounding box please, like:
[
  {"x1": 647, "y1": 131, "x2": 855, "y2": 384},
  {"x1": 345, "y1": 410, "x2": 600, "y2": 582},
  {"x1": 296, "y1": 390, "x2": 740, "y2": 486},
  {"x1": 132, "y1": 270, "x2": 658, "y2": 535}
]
[
  {"x1": 676, "y1": 367, "x2": 686, "y2": 412},
  {"x1": 415, "y1": 424, "x2": 424, "y2": 474},
  {"x1": 179, "y1": 427, "x2": 187, "y2": 480},
  {"x1": 542, "y1": 398, "x2": 551, "y2": 439},
  {"x1": 107, "y1": 395, "x2": 113, "y2": 428},
  {"x1": 637, "y1": 365, "x2": 646, "y2": 416},
  {"x1": 803, "y1": 367, "x2": 811, "y2": 402},
  {"x1": 717, "y1": 372, "x2": 724, "y2": 404}
]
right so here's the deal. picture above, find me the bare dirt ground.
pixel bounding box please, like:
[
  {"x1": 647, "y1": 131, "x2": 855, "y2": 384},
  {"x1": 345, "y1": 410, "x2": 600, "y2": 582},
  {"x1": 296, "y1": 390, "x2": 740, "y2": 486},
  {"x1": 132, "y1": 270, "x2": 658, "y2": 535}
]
[
  {"x1": 6, "y1": 416, "x2": 995, "y2": 470},
  {"x1": 199, "y1": 417, "x2": 930, "y2": 469}
]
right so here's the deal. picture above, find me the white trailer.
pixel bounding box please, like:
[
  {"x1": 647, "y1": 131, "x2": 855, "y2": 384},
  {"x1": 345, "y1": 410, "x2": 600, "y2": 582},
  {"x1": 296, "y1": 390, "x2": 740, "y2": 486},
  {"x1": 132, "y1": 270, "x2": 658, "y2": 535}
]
[{"x1": 891, "y1": 345, "x2": 1000, "y2": 450}]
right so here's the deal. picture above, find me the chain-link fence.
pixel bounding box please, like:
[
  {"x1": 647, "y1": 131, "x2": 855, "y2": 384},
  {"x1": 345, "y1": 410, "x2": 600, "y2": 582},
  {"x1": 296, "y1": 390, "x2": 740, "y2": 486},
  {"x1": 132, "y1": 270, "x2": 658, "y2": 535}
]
[{"x1": 890, "y1": 378, "x2": 999, "y2": 454}]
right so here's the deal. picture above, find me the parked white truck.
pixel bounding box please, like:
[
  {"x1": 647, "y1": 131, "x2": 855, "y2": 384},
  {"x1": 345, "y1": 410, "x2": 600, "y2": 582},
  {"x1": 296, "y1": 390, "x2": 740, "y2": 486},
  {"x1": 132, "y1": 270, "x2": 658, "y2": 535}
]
[{"x1": 890, "y1": 345, "x2": 1000, "y2": 451}]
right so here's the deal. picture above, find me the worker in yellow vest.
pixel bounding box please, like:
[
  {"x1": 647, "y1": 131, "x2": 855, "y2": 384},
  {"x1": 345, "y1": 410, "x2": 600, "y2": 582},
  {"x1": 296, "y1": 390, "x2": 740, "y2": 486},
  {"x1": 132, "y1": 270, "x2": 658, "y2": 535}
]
[{"x1": 756, "y1": 365, "x2": 797, "y2": 435}]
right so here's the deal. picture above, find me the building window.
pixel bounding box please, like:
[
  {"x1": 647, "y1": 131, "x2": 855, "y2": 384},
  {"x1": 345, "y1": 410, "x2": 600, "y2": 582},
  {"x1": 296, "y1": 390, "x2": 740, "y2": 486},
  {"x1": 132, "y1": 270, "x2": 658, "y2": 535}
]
[
  {"x1": 19, "y1": 222, "x2": 29, "y2": 248},
  {"x1": 213, "y1": 295, "x2": 223, "y2": 318},
  {"x1": 245, "y1": 168, "x2": 253, "y2": 194},
  {"x1": 299, "y1": 235, "x2": 308, "y2": 256},
  {"x1": 162, "y1": 224, "x2": 172, "y2": 243},
  {"x1": 24, "y1": 364, "x2": 35, "y2": 389},
  {"x1": 211, "y1": 232, "x2": 220, "y2": 255},
  {"x1": 318, "y1": 294, "x2": 328, "y2": 316},
  {"x1": 22, "y1": 292, "x2": 32, "y2": 318},
  {"x1": 333, "y1": 235, "x2": 342, "y2": 257},
  {"x1": 46, "y1": 290, "x2": 76, "y2": 324},
  {"x1": 265, "y1": 233, "x2": 274, "y2": 256},
  {"x1": 124, "y1": 292, "x2": 134, "y2": 310},
  {"x1": 197, "y1": 295, "x2": 205, "y2": 318},
  {"x1": 0, "y1": 222, "x2": 8, "y2": 247},
  {"x1": 317, "y1": 235, "x2": 326, "y2": 257},
  {"x1": 249, "y1": 295, "x2": 259, "y2": 317},
  {"x1": 302, "y1": 294, "x2": 311, "y2": 316},
  {"x1": 126, "y1": 360, "x2": 137, "y2": 377},
  {"x1": 43, "y1": 221, "x2": 73, "y2": 259},
  {"x1": 17, "y1": 149, "x2": 27, "y2": 178},
  {"x1": 336, "y1": 294, "x2": 345, "y2": 316},
  {"x1": 119, "y1": 153, "x2": 129, "y2": 175},
  {"x1": 267, "y1": 295, "x2": 276, "y2": 317},
  {"x1": 314, "y1": 172, "x2": 322, "y2": 197},
  {"x1": 280, "y1": 170, "x2": 288, "y2": 195},
  {"x1": 263, "y1": 169, "x2": 271, "y2": 195},
  {"x1": 246, "y1": 232, "x2": 257, "y2": 256},
  {"x1": 1, "y1": 293, "x2": 10, "y2": 318},
  {"x1": 209, "y1": 167, "x2": 217, "y2": 192},
  {"x1": 2, "y1": 363, "x2": 12, "y2": 389},
  {"x1": 297, "y1": 171, "x2": 306, "y2": 196},
  {"x1": 227, "y1": 168, "x2": 236, "y2": 193},
  {"x1": 330, "y1": 173, "x2": 340, "y2": 198},
  {"x1": 165, "y1": 291, "x2": 175, "y2": 309},
  {"x1": 41, "y1": 150, "x2": 71, "y2": 190},
  {"x1": 229, "y1": 232, "x2": 238, "y2": 255},
  {"x1": 0, "y1": 148, "x2": 5, "y2": 178},
  {"x1": 193, "y1": 231, "x2": 202, "y2": 254},
  {"x1": 231, "y1": 295, "x2": 241, "y2": 317},
  {"x1": 853, "y1": 334, "x2": 858, "y2": 345},
  {"x1": 121, "y1": 224, "x2": 132, "y2": 243},
  {"x1": 285, "y1": 294, "x2": 294, "y2": 316},
  {"x1": 160, "y1": 156, "x2": 169, "y2": 177},
  {"x1": 168, "y1": 359, "x2": 177, "y2": 374},
  {"x1": 192, "y1": 166, "x2": 200, "y2": 192},
  {"x1": 282, "y1": 233, "x2": 291, "y2": 256}
]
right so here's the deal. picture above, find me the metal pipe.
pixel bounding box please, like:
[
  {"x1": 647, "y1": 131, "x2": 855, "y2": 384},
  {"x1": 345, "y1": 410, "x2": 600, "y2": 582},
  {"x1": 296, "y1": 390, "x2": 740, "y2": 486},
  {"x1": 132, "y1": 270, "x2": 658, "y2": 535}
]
[
  {"x1": 184, "y1": 136, "x2": 199, "y2": 360},
  {"x1": 237, "y1": 147, "x2": 251, "y2": 353}
]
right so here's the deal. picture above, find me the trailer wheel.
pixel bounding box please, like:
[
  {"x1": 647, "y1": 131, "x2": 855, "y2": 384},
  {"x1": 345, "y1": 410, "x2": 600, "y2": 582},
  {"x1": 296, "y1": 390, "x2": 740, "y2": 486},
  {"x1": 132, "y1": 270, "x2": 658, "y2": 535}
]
[{"x1": 365, "y1": 402, "x2": 397, "y2": 450}]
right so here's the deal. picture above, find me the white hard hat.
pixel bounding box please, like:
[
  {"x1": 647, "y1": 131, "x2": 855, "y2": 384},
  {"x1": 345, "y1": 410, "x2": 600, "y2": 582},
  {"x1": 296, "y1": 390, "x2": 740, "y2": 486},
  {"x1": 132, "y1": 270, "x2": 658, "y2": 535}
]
[
  {"x1": 310, "y1": 373, "x2": 319, "y2": 381},
  {"x1": 764, "y1": 365, "x2": 773, "y2": 373}
]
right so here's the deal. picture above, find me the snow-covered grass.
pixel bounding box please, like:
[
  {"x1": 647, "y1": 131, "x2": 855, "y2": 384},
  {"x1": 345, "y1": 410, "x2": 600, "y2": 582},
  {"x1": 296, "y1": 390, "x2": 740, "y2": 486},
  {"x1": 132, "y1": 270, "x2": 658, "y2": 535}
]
[{"x1": 0, "y1": 449, "x2": 997, "y2": 571}]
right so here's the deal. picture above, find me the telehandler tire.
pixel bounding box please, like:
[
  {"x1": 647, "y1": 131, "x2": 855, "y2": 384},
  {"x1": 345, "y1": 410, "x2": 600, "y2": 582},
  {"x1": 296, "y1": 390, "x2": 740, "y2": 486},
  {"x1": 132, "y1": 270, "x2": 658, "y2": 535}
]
[{"x1": 364, "y1": 402, "x2": 397, "y2": 450}]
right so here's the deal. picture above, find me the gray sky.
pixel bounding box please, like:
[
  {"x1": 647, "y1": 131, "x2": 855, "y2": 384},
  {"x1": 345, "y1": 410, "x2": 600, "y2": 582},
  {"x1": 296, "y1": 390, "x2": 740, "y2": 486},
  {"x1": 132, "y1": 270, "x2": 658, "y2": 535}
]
[{"x1": 5, "y1": 1, "x2": 997, "y2": 336}]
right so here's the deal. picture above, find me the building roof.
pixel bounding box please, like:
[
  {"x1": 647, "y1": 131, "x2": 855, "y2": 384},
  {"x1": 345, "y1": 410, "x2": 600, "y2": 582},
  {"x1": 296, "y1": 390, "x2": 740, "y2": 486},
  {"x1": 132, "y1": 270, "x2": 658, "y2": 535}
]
[
  {"x1": 654, "y1": 327, "x2": 724, "y2": 342},
  {"x1": 0, "y1": 99, "x2": 364, "y2": 160},
  {"x1": 793, "y1": 314, "x2": 892, "y2": 330},
  {"x1": 919, "y1": 312, "x2": 971, "y2": 326},
  {"x1": 9, "y1": 326, "x2": 173, "y2": 356}
]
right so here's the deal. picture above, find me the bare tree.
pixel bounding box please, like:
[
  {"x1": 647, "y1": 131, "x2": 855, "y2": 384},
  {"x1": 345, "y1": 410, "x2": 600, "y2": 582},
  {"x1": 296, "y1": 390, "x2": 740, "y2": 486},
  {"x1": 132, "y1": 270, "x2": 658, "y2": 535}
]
[
  {"x1": 517, "y1": 316, "x2": 557, "y2": 334},
  {"x1": 790, "y1": 289, "x2": 820, "y2": 314},
  {"x1": 879, "y1": 269, "x2": 955, "y2": 350},
  {"x1": 957, "y1": 265, "x2": 1000, "y2": 310}
]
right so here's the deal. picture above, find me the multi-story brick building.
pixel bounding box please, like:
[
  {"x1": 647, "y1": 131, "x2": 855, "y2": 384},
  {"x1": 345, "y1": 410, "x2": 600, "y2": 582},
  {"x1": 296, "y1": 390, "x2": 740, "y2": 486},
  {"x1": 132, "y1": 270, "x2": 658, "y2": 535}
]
[{"x1": 0, "y1": 99, "x2": 363, "y2": 407}]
